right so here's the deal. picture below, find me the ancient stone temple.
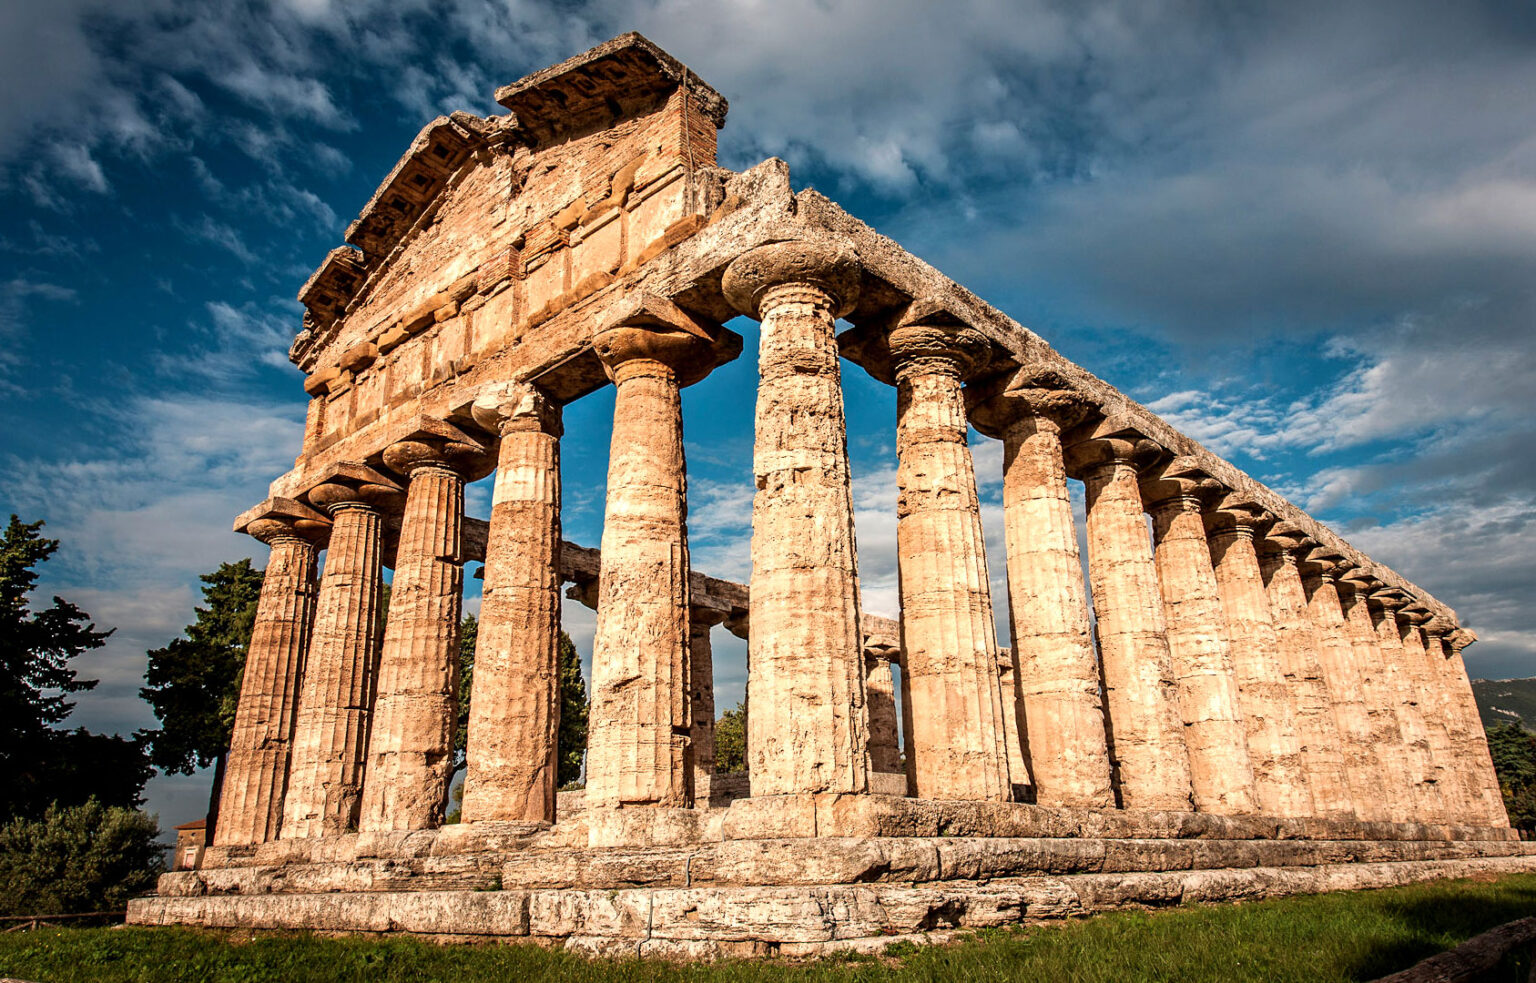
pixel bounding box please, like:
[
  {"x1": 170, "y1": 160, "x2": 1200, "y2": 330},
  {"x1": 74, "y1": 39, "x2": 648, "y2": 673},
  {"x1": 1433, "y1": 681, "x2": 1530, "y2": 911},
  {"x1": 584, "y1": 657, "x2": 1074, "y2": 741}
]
[{"x1": 128, "y1": 34, "x2": 1534, "y2": 956}]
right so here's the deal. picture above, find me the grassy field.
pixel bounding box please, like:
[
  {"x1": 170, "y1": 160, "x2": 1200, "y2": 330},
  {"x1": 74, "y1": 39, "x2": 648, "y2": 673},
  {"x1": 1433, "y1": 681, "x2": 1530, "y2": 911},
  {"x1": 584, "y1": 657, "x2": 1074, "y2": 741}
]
[{"x1": 3, "y1": 874, "x2": 1535, "y2": 983}]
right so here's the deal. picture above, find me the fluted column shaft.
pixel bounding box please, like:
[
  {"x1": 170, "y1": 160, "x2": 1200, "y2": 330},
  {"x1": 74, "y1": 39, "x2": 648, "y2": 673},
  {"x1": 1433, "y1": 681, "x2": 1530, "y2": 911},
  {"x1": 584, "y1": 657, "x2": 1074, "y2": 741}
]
[
  {"x1": 215, "y1": 530, "x2": 318, "y2": 846},
  {"x1": 723, "y1": 243, "x2": 869, "y2": 797},
  {"x1": 1076, "y1": 448, "x2": 1192, "y2": 811},
  {"x1": 1145, "y1": 494, "x2": 1257, "y2": 815},
  {"x1": 1302, "y1": 572, "x2": 1390, "y2": 821},
  {"x1": 283, "y1": 499, "x2": 386, "y2": 838},
  {"x1": 1338, "y1": 587, "x2": 1415, "y2": 821},
  {"x1": 359, "y1": 451, "x2": 468, "y2": 832},
  {"x1": 1367, "y1": 599, "x2": 1436, "y2": 821},
  {"x1": 462, "y1": 388, "x2": 563, "y2": 824},
  {"x1": 997, "y1": 406, "x2": 1114, "y2": 809},
  {"x1": 689, "y1": 612, "x2": 720, "y2": 806},
  {"x1": 1257, "y1": 549, "x2": 1352, "y2": 817},
  {"x1": 1207, "y1": 525, "x2": 1312, "y2": 818},
  {"x1": 587, "y1": 354, "x2": 693, "y2": 808},
  {"x1": 1431, "y1": 633, "x2": 1508, "y2": 826},
  {"x1": 865, "y1": 649, "x2": 903, "y2": 777},
  {"x1": 1398, "y1": 620, "x2": 1461, "y2": 821},
  {"x1": 891, "y1": 328, "x2": 1010, "y2": 801}
]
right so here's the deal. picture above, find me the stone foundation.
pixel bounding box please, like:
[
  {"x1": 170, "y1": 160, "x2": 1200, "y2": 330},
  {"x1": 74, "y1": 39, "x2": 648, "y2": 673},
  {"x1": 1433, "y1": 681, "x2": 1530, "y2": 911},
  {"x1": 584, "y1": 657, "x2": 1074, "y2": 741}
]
[{"x1": 130, "y1": 796, "x2": 1535, "y2": 954}]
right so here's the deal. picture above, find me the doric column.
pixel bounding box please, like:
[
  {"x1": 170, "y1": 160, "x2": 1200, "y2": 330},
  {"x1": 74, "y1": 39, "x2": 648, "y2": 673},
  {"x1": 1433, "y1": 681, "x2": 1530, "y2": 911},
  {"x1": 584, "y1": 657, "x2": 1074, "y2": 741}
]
[
  {"x1": 882, "y1": 319, "x2": 1010, "y2": 801},
  {"x1": 1300, "y1": 561, "x2": 1391, "y2": 821},
  {"x1": 1256, "y1": 536, "x2": 1353, "y2": 817},
  {"x1": 862, "y1": 634, "x2": 904, "y2": 785},
  {"x1": 282, "y1": 466, "x2": 400, "y2": 839},
  {"x1": 1431, "y1": 626, "x2": 1508, "y2": 826},
  {"x1": 1064, "y1": 436, "x2": 1193, "y2": 811},
  {"x1": 585, "y1": 295, "x2": 735, "y2": 809},
  {"x1": 1366, "y1": 592, "x2": 1437, "y2": 822},
  {"x1": 723, "y1": 240, "x2": 870, "y2": 797},
  {"x1": 1141, "y1": 470, "x2": 1257, "y2": 815},
  {"x1": 1205, "y1": 510, "x2": 1313, "y2": 818},
  {"x1": 1336, "y1": 577, "x2": 1416, "y2": 821},
  {"x1": 359, "y1": 423, "x2": 490, "y2": 832},
  {"x1": 973, "y1": 387, "x2": 1114, "y2": 810},
  {"x1": 461, "y1": 384, "x2": 564, "y2": 825},
  {"x1": 689, "y1": 607, "x2": 726, "y2": 807},
  {"x1": 215, "y1": 499, "x2": 329, "y2": 846},
  {"x1": 1397, "y1": 609, "x2": 1462, "y2": 822}
]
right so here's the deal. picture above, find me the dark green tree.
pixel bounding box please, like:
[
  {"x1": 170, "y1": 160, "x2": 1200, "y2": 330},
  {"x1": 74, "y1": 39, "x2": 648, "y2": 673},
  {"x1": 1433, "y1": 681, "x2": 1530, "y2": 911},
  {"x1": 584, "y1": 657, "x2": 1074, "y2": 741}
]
[
  {"x1": 139, "y1": 560, "x2": 262, "y2": 837},
  {"x1": 1486, "y1": 721, "x2": 1536, "y2": 832},
  {"x1": 453, "y1": 612, "x2": 478, "y2": 774},
  {"x1": 557, "y1": 632, "x2": 588, "y2": 789},
  {"x1": 715, "y1": 700, "x2": 747, "y2": 774},
  {"x1": 0, "y1": 800, "x2": 163, "y2": 915},
  {"x1": 0, "y1": 516, "x2": 148, "y2": 817}
]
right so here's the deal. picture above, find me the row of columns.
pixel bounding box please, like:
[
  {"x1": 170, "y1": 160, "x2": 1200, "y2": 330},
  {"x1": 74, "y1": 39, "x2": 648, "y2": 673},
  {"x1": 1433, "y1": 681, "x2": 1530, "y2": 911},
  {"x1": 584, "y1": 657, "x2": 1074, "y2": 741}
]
[{"x1": 216, "y1": 238, "x2": 1506, "y2": 847}]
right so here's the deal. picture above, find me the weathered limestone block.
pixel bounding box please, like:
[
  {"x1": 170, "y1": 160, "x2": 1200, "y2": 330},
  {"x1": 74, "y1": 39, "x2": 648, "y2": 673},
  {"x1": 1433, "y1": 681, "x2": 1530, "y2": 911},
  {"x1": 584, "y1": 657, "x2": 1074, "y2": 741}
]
[
  {"x1": 1205, "y1": 512, "x2": 1313, "y2": 818},
  {"x1": 1142, "y1": 475, "x2": 1258, "y2": 815},
  {"x1": 1411, "y1": 624, "x2": 1477, "y2": 824},
  {"x1": 462, "y1": 384, "x2": 564, "y2": 824},
  {"x1": 361, "y1": 425, "x2": 490, "y2": 832},
  {"x1": 1337, "y1": 581, "x2": 1417, "y2": 821},
  {"x1": 973, "y1": 388, "x2": 1114, "y2": 810},
  {"x1": 722, "y1": 240, "x2": 870, "y2": 796},
  {"x1": 885, "y1": 320, "x2": 1011, "y2": 802},
  {"x1": 1301, "y1": 566, "x2": 1392, "y2": 822},
  {"x1": 1258, "y1": 538, "x2": 1353, "y2": 817},
  {"x1": 283, "y1": 468, "x2": 400, "y2": 839},
  {"x1": 1065, "y1": 436, "x2": 1193, "y2": 811},
  {"x1": 587, "y1": 295, "x2": 737, "y2": 811},
  {"x1": 216, "y1": 502, "x2": 327, "y2": 847}
]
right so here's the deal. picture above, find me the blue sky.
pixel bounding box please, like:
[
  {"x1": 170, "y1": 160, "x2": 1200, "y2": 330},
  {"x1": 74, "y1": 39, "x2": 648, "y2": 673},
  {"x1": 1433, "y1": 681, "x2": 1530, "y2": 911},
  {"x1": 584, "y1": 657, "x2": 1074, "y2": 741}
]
[{"x1": 3, "y1": 0, "x2": 1534, "y2": 829}]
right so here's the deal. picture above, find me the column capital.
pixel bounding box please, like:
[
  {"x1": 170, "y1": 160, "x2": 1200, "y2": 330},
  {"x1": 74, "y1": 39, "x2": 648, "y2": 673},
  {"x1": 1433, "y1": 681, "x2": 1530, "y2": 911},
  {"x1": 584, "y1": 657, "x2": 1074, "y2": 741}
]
[
  {"x1": 234, "y1": 496, "x2": 331, "y2": 546},
  {"x1": 592, "y1": 292, "x2": 740, "y2": 387},
  {"x1": 471, "y1": 381, "x2": 562, "y2": 438},
  {"x1": 721, "y1": 239, "x2": 861, "y2": 319},
  {"x1": 887, "y1": 322, "x2": 992, "y2": 382},
  {"x1": 381, "y1": 417, "x2": 494, "y2": 483},
  {"x1": 971, "y1": 385, "x2": 1093, "y2": 438},
  {"x1": 1139, "y1": 457, "x2": 1222, "y2": 512},
  {"x1": 1061, "y1": 433, "x2": 1160, "y2": 478},
  {"x1": 303, "y1": 462, "x2": 403, "y2": 515}
]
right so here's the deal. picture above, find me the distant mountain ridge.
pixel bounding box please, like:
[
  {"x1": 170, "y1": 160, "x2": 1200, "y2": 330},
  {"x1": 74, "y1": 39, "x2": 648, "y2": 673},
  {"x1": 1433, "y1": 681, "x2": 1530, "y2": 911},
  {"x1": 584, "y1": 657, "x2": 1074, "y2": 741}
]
[{"x1": 1472, "y1": 677, "x2": 1536, "y2": 731}]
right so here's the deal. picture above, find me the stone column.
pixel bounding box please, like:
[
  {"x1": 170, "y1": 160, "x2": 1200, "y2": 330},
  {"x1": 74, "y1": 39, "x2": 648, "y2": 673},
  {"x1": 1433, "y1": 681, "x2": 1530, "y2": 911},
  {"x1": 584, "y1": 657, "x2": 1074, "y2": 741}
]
[
  {"x1": 215, "y1": 502, "x2": 328, "y2": 847},
  {"x1": 689, "y1": 607, "x2": 726, "y2": 807},
  {"x1": 586, "y1": 300, "x2": 726, "y2": 809},
  {"x1": 1367, "y1": 593, "x2": 1437, "y2": 822},
  {"x1": 1141, "y1": 475, "x2": 1257, "y2": 815},
  {"x1": 1065, "y1": 437, "x2": 1193, "y2": 812},
  {"x1": 863, "y1": 639, "x2": 904, "y2": 790},
  {"x1": 1337, "y1": 579, "x2": 1416, "y2": 821},
  {"x1": 885, "y1": 322, "x2": 1010, "y2": 801},
  {"x1": 1300, "y1": 563, "x2": 1390, "y2": 822},
  {"x1": 1397, "y1": 611, "x2": 1462, "y2": 822},
  {"x1": 723, "y1": 240, "x2": 870, "y2": 797},
  {"x1": 974, "y1": 388, "x2": 1114, "y2": 810},
  {"x1": 282, "y1": 468, "x2": 399, "y2": 839},
  {"x1": 461, "y1": 385, "x2": 564, "y2": 825},
  {"x1": 1257, "y1": 540, "x2": 1353, "y2": 817},
  {"x1": 359, "y1": 426, "x2": 488, "y2": 832},
  {"x1": 1431, "y1": 627, "x2": 1508, "y2": 826},
  {"x1": 1205, "y1": 512, "x2": 1313, "y2": 818}
]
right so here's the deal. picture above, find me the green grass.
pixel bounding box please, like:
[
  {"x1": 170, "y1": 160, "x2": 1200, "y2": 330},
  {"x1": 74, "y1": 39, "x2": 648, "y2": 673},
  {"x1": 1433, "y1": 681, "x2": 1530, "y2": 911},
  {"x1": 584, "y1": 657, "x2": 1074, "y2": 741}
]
[{"x1": 3, "y1": 874, "x2": 1536, "y2": 983}]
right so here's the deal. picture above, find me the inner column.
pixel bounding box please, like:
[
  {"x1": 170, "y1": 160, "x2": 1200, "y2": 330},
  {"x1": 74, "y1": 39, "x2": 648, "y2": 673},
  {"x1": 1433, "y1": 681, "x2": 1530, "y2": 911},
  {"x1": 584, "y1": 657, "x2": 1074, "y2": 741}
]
[{"x1": 723, "y1": 241, "x2": 871, "y2": 797}]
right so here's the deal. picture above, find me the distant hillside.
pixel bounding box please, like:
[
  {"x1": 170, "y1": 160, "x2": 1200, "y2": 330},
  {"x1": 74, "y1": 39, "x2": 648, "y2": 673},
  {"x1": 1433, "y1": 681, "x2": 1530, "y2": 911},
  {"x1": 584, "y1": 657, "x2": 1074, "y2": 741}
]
[{"x1": 1472, "y1": 677, "x2": 1536, "y2": 731}]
